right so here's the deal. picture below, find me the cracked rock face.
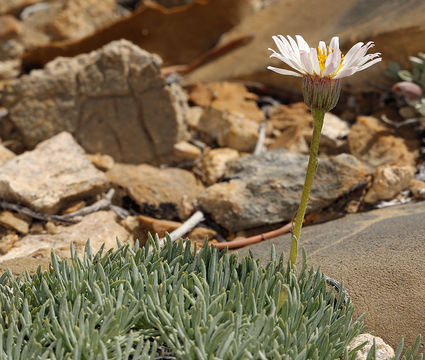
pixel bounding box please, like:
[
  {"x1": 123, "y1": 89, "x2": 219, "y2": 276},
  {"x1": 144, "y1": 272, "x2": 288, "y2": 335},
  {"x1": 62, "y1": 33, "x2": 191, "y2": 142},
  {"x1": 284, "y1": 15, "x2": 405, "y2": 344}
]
[
  {"x1": 0, "y1": 132, "x2": 107, "y2": 214},
  {"x1": 107, "y1": 163, "x2": 204, "y2": 221},
  {"x1": 198, "y1": 149, "x2": 368, "y2": 231},
  {"x1": 3, "y1": 39, "x2": 188, "y2": 164}
]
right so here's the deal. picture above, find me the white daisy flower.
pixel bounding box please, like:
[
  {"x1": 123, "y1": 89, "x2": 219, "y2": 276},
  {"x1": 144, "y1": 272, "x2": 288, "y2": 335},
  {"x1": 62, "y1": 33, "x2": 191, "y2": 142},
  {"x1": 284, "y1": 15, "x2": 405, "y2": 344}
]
[{"x1": 267, "y1": 35, "x2": 382, "y2": 79}]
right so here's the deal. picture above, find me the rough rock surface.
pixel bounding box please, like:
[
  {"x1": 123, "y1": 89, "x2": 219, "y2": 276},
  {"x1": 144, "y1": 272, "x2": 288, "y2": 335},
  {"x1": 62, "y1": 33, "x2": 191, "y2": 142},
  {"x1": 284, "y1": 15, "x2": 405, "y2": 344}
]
[
  {"x1": 42, "y1": 0, "x2": 120, "y2": 41},
  {"x1": 235, "y1": 201, "x2": 425, "y2": 349},
  {"x1": 0, "y1": 0, "x2": 41, "y2": 14},
  {"x1": 197, "y1": 108, "x2": 259, "y2": 152},
  {"x1": 22, "y1": 0, "x2": 257, "y2": 68},
  {"x1": 3, "y1": 40, "x2": 188, "y2": 164},
  {"x1": 347, "y1": 116, "x2": 417, "y2": 170},
  {"x1": 107, "y1": 163, "x2": 204, "y2": 221},
  {"x1": 268, "y1": 103, "x2": 349, "y2": 155},
  {"x1": 199, "y1": 148, "x2": 239, "y2": 185},
  {"x1": 0, "y1": 15, "x2": 22, "y2": 39},
  {"x1": 0, "y1": 211, "x2": 131, "y2": 263},
  {"x1": 0, "y1": 143, "x2": 15, "y2": 166},
  {"x1": 410, "y1": 179, "x2": 425, "y2": 199},
  {"x1": 364, "y1": 165, "x2": 414, "y2": 204},
  {"x1": 347, "y1": 334, "x2": 395, "y2": 360},
  {"x1": 173, "y1": 141, "x2": 202, "y2": 161},
  {"x1": 0, "y1": 211, "x2": 29, "y2": 234},
  {"x1": 0, "y1": 132, "x2": 107, "y2": 213},
  {"x1": 198, "y1": 149, "x2": 367, "y2": 231},
  {"x1": 188, "y1": 82, "x2": 264, "y2": 123}
]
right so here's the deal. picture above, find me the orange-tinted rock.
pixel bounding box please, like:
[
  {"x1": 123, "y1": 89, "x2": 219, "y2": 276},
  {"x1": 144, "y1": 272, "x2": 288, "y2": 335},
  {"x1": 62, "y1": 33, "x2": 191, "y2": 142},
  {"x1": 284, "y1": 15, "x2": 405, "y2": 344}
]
[
  {"x1": 0, "y1": 15, "x2": 22, "y2": 39},
  {"x1": 198, "y1": 147, "x2": 239, "y2": 185},
  {"x1": 22, "y1": 0, "x2": 257, "y2": 69},
  {"x1": 107, "y1": 163, "x2": 204, "y2": 221},
  {"x1": 188, "y1": 82, "x2": 264, "y2": 123},
  {"x1": 364, "y1": 165, "x2": 414, "y2": 204},
  {"x1": 268, "y1": 103, "x2": 349, "y2": 155},
  {"x1": 197, "y1": 108, "x2": 259, "y2": 152},
  {"x1": 347, "y1": 116, "x2": 417, "y2": 171}
]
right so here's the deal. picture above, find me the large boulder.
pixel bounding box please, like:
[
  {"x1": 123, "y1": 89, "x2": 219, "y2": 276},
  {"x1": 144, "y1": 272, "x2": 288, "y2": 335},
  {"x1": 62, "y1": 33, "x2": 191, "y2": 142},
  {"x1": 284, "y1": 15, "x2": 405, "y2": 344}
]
[
  {"x1": 0, "y1": 132, "x2": 107, "y2": 214},
  {"x1": 198, "y1": 149, "x2": 367, "y2": 231},
  {"x1": 3, "y1": 39, "x2": 189, "y2": 164}
]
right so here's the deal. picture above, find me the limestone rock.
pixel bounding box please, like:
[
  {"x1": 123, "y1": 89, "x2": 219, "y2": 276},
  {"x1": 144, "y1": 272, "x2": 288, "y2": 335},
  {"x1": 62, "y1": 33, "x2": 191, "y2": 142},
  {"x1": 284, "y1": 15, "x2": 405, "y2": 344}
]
[
  {"x1": 198, "y1": 149, "x2": 367, "y2": 231},
  {"x1": 347, "y1": 116, "x2": 416, "y2": 170},
  {"x1": 173, "y1": 141, "x2": 202, "y2": 161},
  {"x1": 0, "y1": 0, "x2": 41, "y2": 15},
  {"x1": 0, "y1": 211, "x2": 131, "y2": 262},
  {"x1": 0, "y1": 231, "x2": 17, "y2": 255},
  {"x1": 347, "y1": 334, "x2": 394, "y2": 360},
  {"x1": 409, "y1": 178, "x2": 425, "y2": 199},
  {"x1": 0, "y1": 15, "x2": 22, "y2": 39},
  {"x1": 0, "y1": 132, "x2": 107, "y2": 213},
  {"x1": 107, "y1": 163, "x2": 204, "y2": 220},
  {"x1": 22, "y1": 0, "x2": 257, "y2": 68},
  {"x1": 43, "y1": 0, "x2": 120, "y2": 41},
  {"x1": 198, "y1": 108, "x2": 258, "y2": 152},
  {"x1": 3, "y1": 40, "x2": 189, "y2": 164},
  {"x1": 268, "y1": 103, "x2": 349, "y2": 155},
  {"x1": 0, "y1": 143, "x2": 15, "y2": 166},
  {"x1": 184, "y1": 0, "x2": 425, "y2": 94},
  {"x1": 188, "y1": 82, "x2": 264, "y2": 123},
  {"x1": 364, "y1": 165, "x2": 414, "y2": 204},
  {"x1": 186, "y1": 106, "x2": 203, "y2": 128},
  {"x1": 0, "y1": 59, "x2": 21, "y2": 79},
  {"x1": 86, "y1": 153, "x2": 115, "y2": 172},
  {"x1": 0, "y1": 211, "x2": 29, "y2": 234},
  {"x1": 199, "y1": 148, "x2": 239, "y2": 185}
]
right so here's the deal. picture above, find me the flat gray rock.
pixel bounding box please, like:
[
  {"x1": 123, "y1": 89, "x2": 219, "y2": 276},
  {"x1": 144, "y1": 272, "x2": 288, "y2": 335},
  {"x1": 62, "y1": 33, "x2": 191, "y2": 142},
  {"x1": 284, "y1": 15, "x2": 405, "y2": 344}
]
[
  {"x1": 0, "y1": 132, "x2": 107, "y2": 213},
  {"x1": 198, "y1": 149, "x2": 367, "y2": 231},
  {"x1": 234, "y1": 201, "x2": 425, "y2": 350}
]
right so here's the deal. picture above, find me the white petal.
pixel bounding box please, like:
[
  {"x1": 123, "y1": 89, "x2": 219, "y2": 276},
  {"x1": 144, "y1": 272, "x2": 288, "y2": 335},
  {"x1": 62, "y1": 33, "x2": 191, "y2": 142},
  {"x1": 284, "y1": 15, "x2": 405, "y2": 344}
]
[
  {"x1": 342, "y1": 42, "x2": 364, "y2": 67},
  {"x1": 296, "y1": 35, "x2": 310, "y2": 52},
  {"x1": 300, "y1": 50, "x2": 313, "y2": 74},
  {"x1": 318, "y1": 41, "x2": 326, "y2": 54},
  {"x1": 267, "y1": 66, "x2": 303, "y2": 77},
  {"x1": 329, "y1": 36, "x2": 340, "y2": 50},
  {"x1": 357, "y1": 57, "x2": 382, "y2": 71},
  {"x1": 277, "y1": 35, "x2": 294, "y2": 55},
  {"x1": 272, "y1": 36, "x2": 289, "y2": 56},
  {"x1": 287, "y1": 35, "x2": 300, "y2": 56},
  {"x1": 279, "y1": 35, "x2": 304, "y2": 70},
  {"x1": 309, "y1": 48, "x2": 321, "y2": 75},
  {"x1": 356, "y1": 52, "x2": 381, "y2": 67},
  {"x1": 333, "y1": 67, "x2": 357, "y2": 79},
  {"x1": 269, "y1": 50, "x2": 306, "y2": 74},
  {"x1": 323, "y1": 49, "x2": 341, "y2": 77}
]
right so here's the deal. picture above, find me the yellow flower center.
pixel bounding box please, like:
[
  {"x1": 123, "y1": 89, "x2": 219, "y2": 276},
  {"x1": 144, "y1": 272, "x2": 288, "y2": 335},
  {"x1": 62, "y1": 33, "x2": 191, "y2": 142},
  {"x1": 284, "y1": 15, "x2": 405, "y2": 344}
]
[{"x1": 316, "y1": 46, "x2": 344, "y2": 76}]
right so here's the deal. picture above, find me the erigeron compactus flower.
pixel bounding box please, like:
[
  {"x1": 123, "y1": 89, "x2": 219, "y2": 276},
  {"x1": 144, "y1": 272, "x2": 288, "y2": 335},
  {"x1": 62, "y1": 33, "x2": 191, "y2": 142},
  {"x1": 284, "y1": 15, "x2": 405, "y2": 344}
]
[
  {"x1": 268, "y1": 35, "x2": 382, "y2": 111},
  {"x1": 268, "y1": 35, "x2": 381, "y2": 266}
]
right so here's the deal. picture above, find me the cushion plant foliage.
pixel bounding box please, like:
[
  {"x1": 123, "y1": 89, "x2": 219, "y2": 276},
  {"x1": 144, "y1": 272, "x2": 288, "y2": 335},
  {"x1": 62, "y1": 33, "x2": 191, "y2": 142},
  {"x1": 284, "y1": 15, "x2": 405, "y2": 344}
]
[{"x1": 0, "y1": 235, "x2": 422, "y2": 359}]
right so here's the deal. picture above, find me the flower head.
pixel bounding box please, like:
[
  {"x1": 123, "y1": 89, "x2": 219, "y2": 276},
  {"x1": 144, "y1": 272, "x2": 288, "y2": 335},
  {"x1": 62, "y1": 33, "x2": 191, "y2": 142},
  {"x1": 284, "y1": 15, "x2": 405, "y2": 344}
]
[{"x1": 267, "y1": 35, "x2": 381, "y2": 80}]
